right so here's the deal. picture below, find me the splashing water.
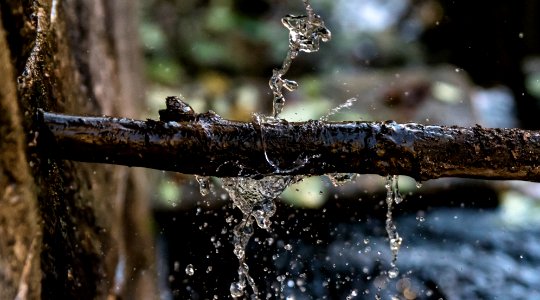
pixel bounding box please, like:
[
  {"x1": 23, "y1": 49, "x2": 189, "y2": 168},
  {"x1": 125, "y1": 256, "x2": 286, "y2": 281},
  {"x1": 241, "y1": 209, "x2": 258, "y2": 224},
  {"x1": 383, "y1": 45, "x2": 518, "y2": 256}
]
[
  {"x1": 222, "y1": 176, "x2": 298, "y2": 298},
  {"x1": 320, "y1": 97, "x2": 358, "y2": 122},
  {"x1": 322, "y1": 97, "x2": 359, "y2": 186},
  {"x1": 328, "y1": 173, "x2": 357, "y2": 187},
  {"x1": 222, "y1": 176, "x2": 294, "y2": 229},
  {"x1": 384, "y1": 175, "x2": 403, "y2": 279},
  {"x1": 229, "y1": 217, "x2": 257, "y2": 298},
  {"x1": 222, "y1": 1, "x2": 330, "y2": 298},
  {"x1": 269, "y1": 0, "x2": 331, "y2": 117},
  {"x1": 195, "y1": 175, "x2": 211, "y2": 196},
  {"x1": 253, "y1": 113, "x2": 321, "y2": 174}
]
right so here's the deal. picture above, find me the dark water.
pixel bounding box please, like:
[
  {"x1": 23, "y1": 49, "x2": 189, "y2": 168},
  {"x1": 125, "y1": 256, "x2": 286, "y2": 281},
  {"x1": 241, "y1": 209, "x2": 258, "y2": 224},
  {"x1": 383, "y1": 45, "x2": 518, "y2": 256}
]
[
  {"x1": 155, "y1": 198, "x2": 540, "y2": 299},
  {"x1": 275, "y1": 209, "x2": 540, "y2": 300}
]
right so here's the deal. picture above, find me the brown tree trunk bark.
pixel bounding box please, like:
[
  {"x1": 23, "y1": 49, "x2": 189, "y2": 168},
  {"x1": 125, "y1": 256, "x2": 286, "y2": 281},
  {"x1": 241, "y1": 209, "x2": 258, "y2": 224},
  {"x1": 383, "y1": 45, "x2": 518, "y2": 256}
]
[
  {"x1": 0, "y1": 12, "x2": 41, "y2": 300},
  {"x1": 0, "y1": 1, "x2": 157, "y2": 299}
]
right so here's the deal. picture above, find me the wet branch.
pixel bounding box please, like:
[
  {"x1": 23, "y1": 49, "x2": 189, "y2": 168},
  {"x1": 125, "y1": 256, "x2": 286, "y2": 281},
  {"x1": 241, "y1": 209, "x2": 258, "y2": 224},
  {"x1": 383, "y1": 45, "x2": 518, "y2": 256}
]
[{"x1": 37, "y1": 103, "x2": 540, "y2": 182}]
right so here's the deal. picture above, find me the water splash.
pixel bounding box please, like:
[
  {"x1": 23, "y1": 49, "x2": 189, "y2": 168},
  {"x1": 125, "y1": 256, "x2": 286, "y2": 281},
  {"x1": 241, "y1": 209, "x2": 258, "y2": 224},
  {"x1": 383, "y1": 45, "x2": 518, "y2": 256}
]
[
  {"x1": 230, "y1": 217, "x2": 257, "y2": 298},
  {"x1": 195, "y1": 175, "x2": 211, "y2": 196},
  {"x1": 384, "y1": 175, "x2": 403, "y2": 279},
  {"x1": 253, "y1": 113, "x2": 321, "y2": 174},
  {"x1": 269, "y1": 0, "x2": 331, "y2": 117},
  {"x1": 328, "y1": 173, "x2": 357, "y2": 187},
  {"x1": 252, "y1": 113, "x2": 283, "y2": 172},
  {"x1": 323, "y1": 97, "x2": 358, "y2": 187},
  {"x1": 223, "y1": 1, "x2": 330, "y2": 297},
  {"x1": 320, "y1": 97, "x2": 358, "y2": 122},
  {"x1": 222, "y1": 176, "x2": 297, "y2": 298}
]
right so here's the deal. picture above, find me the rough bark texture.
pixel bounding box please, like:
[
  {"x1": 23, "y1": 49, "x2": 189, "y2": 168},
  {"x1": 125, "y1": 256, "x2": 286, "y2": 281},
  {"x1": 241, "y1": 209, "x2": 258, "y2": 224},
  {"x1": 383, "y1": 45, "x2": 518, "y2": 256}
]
[
  {"x1": 0, "y1": 0, "x2": 157, "y2": 299},
  {"x1": 39, "y1": 109, "x2": 540, "y2": 182},
  {"x1": 0, "y1": 13, "x2": 42, "y2": 300}
]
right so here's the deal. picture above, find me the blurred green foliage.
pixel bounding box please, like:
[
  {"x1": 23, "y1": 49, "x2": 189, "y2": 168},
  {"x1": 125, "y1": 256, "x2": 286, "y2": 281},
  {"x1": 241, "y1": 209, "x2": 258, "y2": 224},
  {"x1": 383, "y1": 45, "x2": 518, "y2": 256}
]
[{"x1": 140, "y1": 0, "x2": 540, "y2": 209}]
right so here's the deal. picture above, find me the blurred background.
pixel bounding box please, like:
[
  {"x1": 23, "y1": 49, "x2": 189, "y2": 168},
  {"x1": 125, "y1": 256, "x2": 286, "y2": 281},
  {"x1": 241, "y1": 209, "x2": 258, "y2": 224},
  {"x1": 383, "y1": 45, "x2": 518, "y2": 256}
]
[{"x1": 137, "y1": 0, "x2": 540, "y2": 298}]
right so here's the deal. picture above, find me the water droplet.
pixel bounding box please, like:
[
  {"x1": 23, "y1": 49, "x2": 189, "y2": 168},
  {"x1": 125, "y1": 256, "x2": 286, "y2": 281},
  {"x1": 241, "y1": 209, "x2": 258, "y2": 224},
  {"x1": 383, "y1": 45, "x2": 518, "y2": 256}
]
[
  {"x1": 185, "y1": 264, "x2": 194, "y2": 276},
  {"x1": 284, "y1": 244, "x2": 292, "y2": 251},
  {"x1": 394, "y1": 193, "x2": 403, "y2": 204},
  {"x1": 320, "y1": 97, "x2": 357, "y2": 121},
  {"x1": 287, "y1": 279, "x2": 295, "y2": 288},
  {"x1": 415, "y1": 181, "x2": 423, "y2": 189},
  {"x1": 388, "y1": 267, "x2": 399, "y2": 279},
  {"x1": 230, "y1": 282, "x2": 244, "y2": 298},
  {"x1": 252, "y1": 199, "x2": 277, "y2": 229},
  {"x1": 327, "y1": 173, "x2": 357, "y2": 186},
  {"x1": 195, "y1": 175, "x2": 211, "y2": 196},
  {"x1": 346, "y1": 289, "x2": 359, "y2": 299}
]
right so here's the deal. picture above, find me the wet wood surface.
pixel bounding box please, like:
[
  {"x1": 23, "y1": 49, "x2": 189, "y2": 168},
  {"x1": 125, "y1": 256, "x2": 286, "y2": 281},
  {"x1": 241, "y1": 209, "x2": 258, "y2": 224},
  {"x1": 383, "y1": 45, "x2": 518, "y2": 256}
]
[{"x1": 38, "y1": 103, "x2": 540, "y2": 182}]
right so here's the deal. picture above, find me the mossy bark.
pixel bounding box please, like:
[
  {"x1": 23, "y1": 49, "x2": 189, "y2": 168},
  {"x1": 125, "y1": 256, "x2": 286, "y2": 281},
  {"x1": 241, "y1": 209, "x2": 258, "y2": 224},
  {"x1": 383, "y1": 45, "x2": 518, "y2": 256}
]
[{"x1": 0, "y1": 0, "x2": 157, "y2": 299}]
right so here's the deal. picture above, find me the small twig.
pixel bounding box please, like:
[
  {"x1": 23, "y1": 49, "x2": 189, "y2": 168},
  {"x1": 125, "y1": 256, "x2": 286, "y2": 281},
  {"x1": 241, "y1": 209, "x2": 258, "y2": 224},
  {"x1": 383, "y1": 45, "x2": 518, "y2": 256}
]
[{"x1": 37, "y1": 98, "x2": 540, "y2": 182}]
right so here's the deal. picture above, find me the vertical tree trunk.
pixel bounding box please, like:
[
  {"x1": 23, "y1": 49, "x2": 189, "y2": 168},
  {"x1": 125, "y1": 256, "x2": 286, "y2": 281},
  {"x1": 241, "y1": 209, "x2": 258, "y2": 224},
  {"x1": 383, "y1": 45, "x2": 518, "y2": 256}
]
[
  {"x1": 0, "y1": 12, "x2": 41, "y2": 300},
  {"x1": 0, "y1": 0, "x2": 157, "y2": 299}
]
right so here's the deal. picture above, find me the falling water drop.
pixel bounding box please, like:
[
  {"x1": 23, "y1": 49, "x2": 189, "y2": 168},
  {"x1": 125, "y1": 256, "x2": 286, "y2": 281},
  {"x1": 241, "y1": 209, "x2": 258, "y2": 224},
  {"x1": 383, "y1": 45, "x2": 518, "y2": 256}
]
[
  {"x1": 252, "y1": 199, "x2": 276, "y2": 229},
  {"x1": 222, "y1": 176, "x2": 297, "y2": 299},
  {"x1": 195, "y1": 175, "x2": 211, "y2": 196},
  {"x1": 230, "y1": 281, "x2": 245, "y2": 298},
  {"x1": 390, "y1": 175, "x2": 403, "y2": 204},
  {"x1": 384, "y1": 175, "x2": 403, "y2": 279},
  {"x1": 346, "y1": 289, "x2": 359, "y2": 299},
  {"x1": 387, "y1": 267, "x2": 399, "y2": 279},
  {"x1": 185, "y1": 264, "x2": 195, "y2": 276},
  {"x1": 222, "y1": 0, "x2": 332, "y2": 297},
  {"x1": 416, "y1": 211, "x2": 426, "y2": 222}
]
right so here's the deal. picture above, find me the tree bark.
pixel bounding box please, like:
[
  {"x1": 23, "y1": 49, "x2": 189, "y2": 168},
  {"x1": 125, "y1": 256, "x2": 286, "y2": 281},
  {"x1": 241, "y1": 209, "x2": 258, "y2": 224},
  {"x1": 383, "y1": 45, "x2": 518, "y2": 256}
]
[
  {"x1": 0, "y1": 0, "x2": 157, "y2": 299},
  {"x1": 0, "y1": 12, "x2": 41, "y2": 300},
  {"x1": 38, "y1": 109, "x2": 540, "y2": 182}
]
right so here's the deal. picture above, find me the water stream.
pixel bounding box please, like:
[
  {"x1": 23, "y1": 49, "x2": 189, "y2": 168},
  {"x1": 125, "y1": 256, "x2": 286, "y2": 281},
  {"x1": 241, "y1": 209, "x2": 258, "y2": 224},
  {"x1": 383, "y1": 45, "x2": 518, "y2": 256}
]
[
  {"x1": 195, "y1": 1, "x2": 407, "y2": 298},
  {"x1": 269, "y1": 0, "x2": 331, "y2": 118},
  {"x1": 222, "y1": 176, "x2": 296, "y2": 298},
  {"x1": 384, "y1": 175, "x2": 403, "y2": 279},
  {"x1": 220, "y1": 2, "x2": 332, "y2": 297}
]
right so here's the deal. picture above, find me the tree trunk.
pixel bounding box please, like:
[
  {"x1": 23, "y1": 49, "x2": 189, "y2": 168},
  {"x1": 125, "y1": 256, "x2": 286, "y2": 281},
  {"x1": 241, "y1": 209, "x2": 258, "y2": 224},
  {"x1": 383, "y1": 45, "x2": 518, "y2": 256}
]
[
  {"x1": 0, "y1": 1, "x2": 157, "y2": 299},
  {"x1": 0, "y1": 11, "x2": 41, "y2": 300}
]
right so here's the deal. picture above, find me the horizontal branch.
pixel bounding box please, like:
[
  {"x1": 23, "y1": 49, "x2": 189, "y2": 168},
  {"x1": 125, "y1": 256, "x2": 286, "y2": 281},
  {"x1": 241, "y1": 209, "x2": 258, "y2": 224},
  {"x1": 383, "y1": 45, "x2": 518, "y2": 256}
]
[{"x1": 37, "y1": 107, "x2": 540, "y2": 181}]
